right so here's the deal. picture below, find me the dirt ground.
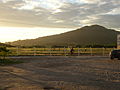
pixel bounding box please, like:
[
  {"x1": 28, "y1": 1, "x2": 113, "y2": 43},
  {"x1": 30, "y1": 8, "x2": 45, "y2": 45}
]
[{"x1": 0, "y1": 56, "x2": 120, "y2": 90}]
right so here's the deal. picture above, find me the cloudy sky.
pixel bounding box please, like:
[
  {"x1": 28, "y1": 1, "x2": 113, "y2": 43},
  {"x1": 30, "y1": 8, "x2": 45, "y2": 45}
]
[{"x1": 0, "y1": 0, "x2": 120, "y2": 42}]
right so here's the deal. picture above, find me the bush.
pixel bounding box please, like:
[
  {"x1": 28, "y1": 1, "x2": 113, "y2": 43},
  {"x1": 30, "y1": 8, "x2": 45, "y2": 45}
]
[
  {"x1": 0, "y1": 59, "x2": 23, "y2": 66},
  {"x1": 0, "y1": 46, "x2": 9, "y2": 59}
]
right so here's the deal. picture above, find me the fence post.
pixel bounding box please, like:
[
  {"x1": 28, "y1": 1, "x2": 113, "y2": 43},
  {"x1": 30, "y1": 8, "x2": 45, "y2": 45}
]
[
  {"x1": 90, "y1": 47, "x2": 92, "y2": 56},
  {"x1": 102, "y1": 47, "x2": 105, "y2": 56},
  {"x1": 34, "y1": 47, "x2": 36, "y2": 56},
  {"x1": 59, "y1": 48, "x2": 60, "y2": 56},
  {"x1": 78, "y1": 47, "x2": 80, "y2": 56},
  {"x1": 50, "y1": 48, "x2": 52, "y2": 56},
  {"x1": 64, "y1": 47, "x2": 66, "y2": 56},
  {"x1": 17, "y1": 47, "x2": 19, "y2": 56}
]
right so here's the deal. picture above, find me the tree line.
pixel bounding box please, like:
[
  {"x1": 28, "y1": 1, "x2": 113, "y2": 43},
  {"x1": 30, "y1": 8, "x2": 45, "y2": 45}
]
[{"x1": 18, "y1": 44, "x2": 116, "y2": 48}]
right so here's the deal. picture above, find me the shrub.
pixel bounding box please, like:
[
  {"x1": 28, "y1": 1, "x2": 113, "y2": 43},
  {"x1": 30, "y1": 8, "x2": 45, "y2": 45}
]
[{"x1": 0, "y1": 46, "x2": 9, "y2": 59}]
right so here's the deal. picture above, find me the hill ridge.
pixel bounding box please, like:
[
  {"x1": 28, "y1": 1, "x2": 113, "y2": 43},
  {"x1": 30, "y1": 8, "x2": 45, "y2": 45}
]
[{"x1": 8, "y1": 25, "x2": 120, "y2": 47}]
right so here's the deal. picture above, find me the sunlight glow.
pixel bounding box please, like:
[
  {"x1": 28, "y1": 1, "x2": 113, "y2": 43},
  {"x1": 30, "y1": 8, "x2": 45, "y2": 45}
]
[{"x1": 0, "y1": 27, "x2": 73, "y2": 43}]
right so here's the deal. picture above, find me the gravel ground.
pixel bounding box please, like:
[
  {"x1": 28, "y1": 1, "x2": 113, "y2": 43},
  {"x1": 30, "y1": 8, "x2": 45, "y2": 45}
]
[{"x1": 0, "y1": 56, "x2": 120, "y2": 90}]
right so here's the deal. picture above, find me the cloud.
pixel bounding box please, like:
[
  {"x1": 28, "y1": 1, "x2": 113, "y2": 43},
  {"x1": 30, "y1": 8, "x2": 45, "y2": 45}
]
[
  {"x1": 107, "y1": 7, "x2": 120, "y2": 15},
  {"x1": 94, "y1": 15, "x2": 120, "y2": 28},
  {"x1": 16, "y1": 0, "x2": 64, "y2": 10},
  {"x1": 80, "y1": 0, "x2": 100, "y2": 4},
  {"x1": 0, "y1": 0, "x2": 16, "y2": 3},
  {"x1": 0, "y1": 0, "x2": 120, "y2": 30}
]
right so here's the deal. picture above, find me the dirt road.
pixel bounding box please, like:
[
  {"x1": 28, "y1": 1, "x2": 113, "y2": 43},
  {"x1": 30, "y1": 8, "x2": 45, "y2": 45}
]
[{"x1": 0, "y1": 56, "x2": 120, "y2": 90}]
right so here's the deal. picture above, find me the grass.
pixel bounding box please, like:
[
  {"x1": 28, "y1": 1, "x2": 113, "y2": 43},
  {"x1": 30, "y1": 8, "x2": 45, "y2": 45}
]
[{"x1": 0, "y1": 59, "x2": 23, "y2": 66}]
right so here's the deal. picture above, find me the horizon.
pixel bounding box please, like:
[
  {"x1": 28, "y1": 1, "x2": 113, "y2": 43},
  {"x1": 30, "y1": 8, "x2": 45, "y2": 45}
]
[
  {"x1": 0, "y1": 27, "x2": 75, "y2": 43},
  {"x1": 0, "y1": 0, "x2": 120, "y2": 43},
  {"x1": 0, "y1": 24, "x2": 119, "y2": 43}
]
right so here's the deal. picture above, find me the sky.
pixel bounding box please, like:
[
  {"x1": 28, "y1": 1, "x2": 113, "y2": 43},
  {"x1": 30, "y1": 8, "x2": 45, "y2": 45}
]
[{"x1": 0, "y1": 0, "x2": 120, "y2": 42}]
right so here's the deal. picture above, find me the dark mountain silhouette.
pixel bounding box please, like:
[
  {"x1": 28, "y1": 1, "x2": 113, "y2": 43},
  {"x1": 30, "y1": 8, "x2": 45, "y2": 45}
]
[{"x1": 8, "y1": 25, "x2": 120, "y2": 47}]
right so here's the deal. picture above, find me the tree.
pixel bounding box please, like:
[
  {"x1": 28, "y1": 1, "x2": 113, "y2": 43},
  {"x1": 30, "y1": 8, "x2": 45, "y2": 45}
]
[{"x1": 0, "y1": 47, "x2": 9, "y2": 59}]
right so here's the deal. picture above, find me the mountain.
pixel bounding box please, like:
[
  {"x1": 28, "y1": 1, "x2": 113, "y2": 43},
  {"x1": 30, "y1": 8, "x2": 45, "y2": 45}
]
[{"x1": 8, "y1": 25, "x2": 120, "y2": 47}]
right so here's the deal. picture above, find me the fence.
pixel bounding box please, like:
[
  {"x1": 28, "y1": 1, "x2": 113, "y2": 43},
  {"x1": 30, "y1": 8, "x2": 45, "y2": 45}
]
[{"x1": 7, "y1": 47, "x2": 115, "y2": 56}]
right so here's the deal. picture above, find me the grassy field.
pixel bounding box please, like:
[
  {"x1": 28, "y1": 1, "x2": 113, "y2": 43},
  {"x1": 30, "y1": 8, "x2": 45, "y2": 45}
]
[{"x1": 7, "y1": 47, "x2": 115, "y2": 56}]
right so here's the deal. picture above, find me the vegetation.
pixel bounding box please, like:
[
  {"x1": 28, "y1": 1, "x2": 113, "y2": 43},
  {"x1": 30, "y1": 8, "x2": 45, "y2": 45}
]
[
  {"x1": 0, "y1": 59, "x2": 23, "y2": 66},
  {"x1": 0, "y1": 46, "x2": 9, "y2": 59},
  {"x1": 0, "y1": 46, "x2": 23, "y2": 66}
]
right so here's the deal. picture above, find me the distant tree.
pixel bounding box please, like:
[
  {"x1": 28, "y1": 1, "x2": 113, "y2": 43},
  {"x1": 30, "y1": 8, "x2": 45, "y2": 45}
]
[{"x1": 0, "y1": 47, "x2": 9, "y2": 59}]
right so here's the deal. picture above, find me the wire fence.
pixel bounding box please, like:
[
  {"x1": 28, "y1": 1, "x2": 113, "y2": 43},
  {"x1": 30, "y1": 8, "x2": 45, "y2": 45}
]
[{"x1": 7, "y1": 47, "x2": 115, "y2": 56}]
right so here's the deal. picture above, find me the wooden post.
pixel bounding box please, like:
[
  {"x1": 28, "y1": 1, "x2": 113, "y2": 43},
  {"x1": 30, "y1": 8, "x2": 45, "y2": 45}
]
[
  {"x1": 90, "y1": 47, "x2": 92, "y2": 56},
  {"x1": 17, "y1": 47, "x2": 19, "y2": 56},
  {"x1": 17, "y1": 47, "x2": 20, "y2": 56},
  {"x1": 64, "y1": 47, "x2": 66, "y2": 56},
  {"x1": 102, "y1": 47, "x2": 105, "y2": 56},
  {"x1": 78, "y1": 47, "x2": 80, "y2": 56},
  {"x1": 34, "y1": 47, "x2": 36, "y2": 56},
  {"x1": 50, "y1": 48, "x2": 52, "y2": 56}
]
